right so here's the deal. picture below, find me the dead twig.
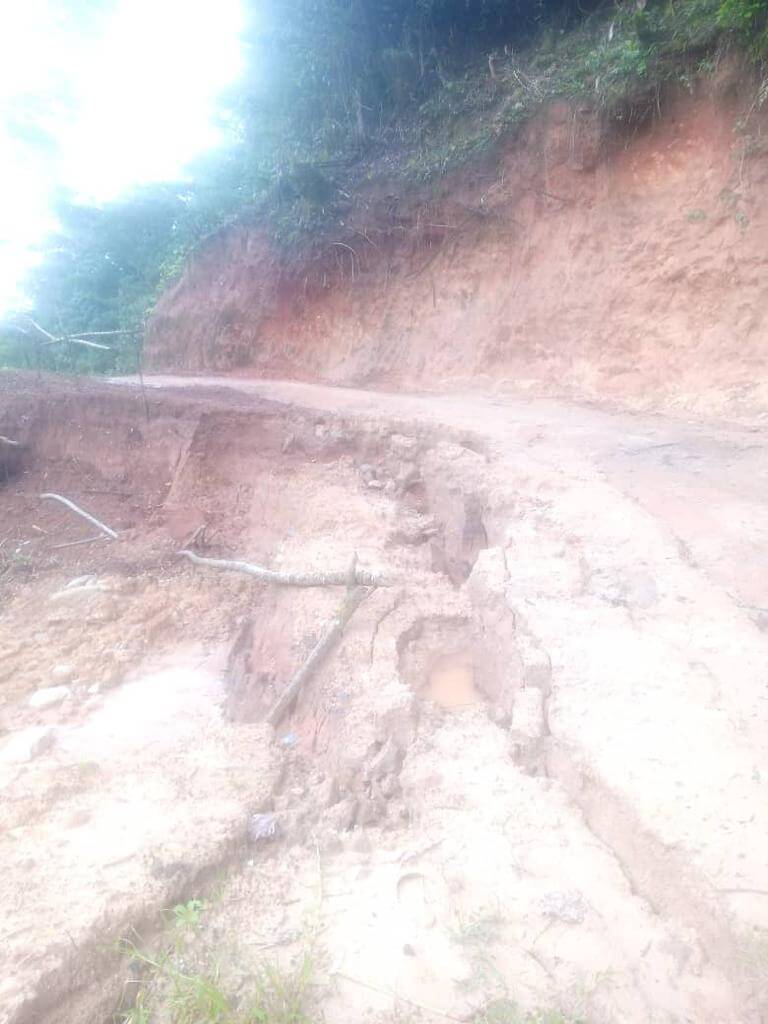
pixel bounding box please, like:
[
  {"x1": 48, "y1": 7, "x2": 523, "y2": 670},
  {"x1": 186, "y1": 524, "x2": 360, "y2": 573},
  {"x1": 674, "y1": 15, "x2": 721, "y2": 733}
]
[
  {"x1": 178, "y1": 549, "x2": 386, "y2": 587},
  {"x1": 0, "y1": 436, "x2": 20, "y2": 446},
  {"x1": 51, "y1": 534, "x2": 109, "y2": 551},
  {"x1": 40, "y1": 493, "x2": 119, "y2": 540},
  {"x1": 268, "y1": 585, "x2": 371, "y2": 726}
]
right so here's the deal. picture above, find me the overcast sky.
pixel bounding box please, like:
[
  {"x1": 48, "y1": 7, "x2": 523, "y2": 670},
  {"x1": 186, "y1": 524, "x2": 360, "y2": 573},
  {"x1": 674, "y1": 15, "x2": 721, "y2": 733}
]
[{"x1": 0, "y1": 0, "x2": 244, "y2": 315}]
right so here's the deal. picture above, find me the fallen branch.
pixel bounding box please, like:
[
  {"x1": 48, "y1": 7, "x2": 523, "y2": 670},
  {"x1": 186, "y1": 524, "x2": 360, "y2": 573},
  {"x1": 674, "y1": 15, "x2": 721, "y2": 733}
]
[
  {"x1": 42, "y1": 337, "x2": 112, "y2": 351},
  {"x1": 40, "y1": 493, "x2": 119, "y2": 540},
  {"x1": 268, "y1": 585, "x2": 371, "y2": 726},
  {"x1": 0, "y1": 436, "x2": 20, "y2": 446},
  {"x1": 178, "y1": 549, "x2": 386, "y2": 587}
]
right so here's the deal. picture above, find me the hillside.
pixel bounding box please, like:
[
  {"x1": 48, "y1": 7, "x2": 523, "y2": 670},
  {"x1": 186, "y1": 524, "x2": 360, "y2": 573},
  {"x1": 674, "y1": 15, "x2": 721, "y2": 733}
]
[{"x1": 146, "y1": 68, "x2": 768, "y2": 419}]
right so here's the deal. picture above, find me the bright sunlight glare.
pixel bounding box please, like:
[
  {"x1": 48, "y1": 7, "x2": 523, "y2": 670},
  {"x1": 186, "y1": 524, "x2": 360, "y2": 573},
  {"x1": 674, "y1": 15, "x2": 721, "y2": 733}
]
[{"x1": 0, "y1": 0, "x2": 244, "y2": 314}]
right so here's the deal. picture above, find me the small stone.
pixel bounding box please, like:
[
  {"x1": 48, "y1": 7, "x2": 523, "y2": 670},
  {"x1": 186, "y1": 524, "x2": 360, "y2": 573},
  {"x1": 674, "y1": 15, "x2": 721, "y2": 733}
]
[
  {"x1": 28, "y1": 686, "x2": 70, "y2": 710},
  {"x1": 0, "y1": 726, "x2": 57, "y2": 764},
  {"x1": 247, "y1": 813, "x2": 279, "y2": 844},
  {"x1": 366, "y1": 479, "x2": 384, "y2": 490},
  {"x1": 52, "y1": 664, "x2": 75, "y2": 682},
  {"x1": 540, "y1": 889, "x2": 589, "y2": 924}
]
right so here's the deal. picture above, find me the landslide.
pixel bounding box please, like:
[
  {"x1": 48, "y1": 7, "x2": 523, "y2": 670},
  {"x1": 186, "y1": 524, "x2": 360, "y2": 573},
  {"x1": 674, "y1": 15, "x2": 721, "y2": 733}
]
[{"x1": 145, "y1": 63, "x2": 768, "y2": 421}]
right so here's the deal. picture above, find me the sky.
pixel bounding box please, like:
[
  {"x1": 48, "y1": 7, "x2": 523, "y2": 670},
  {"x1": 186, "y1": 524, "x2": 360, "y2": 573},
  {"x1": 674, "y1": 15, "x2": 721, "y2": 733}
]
[{"x1": 0, "y1": 0, "x2": 244, "y2": 315}]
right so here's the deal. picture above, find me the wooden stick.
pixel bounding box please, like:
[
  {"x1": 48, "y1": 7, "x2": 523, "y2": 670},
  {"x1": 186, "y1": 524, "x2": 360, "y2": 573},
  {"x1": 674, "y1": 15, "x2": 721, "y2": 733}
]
[
  {"x1": 178, "y1": 549, "x2": 386, "y2": 588},
  {"x1": 0, "y1": 436, "x2": 20, "y2": 446},
  {"x1": 40, "y1": 493, "x2": 119, "y2": 539},
  {"x1": 51, "y1": 534, "x2": 108, "y2": 550},
  {"x1": 267, "y1": 585, "x2": 371, "y2": 726}
]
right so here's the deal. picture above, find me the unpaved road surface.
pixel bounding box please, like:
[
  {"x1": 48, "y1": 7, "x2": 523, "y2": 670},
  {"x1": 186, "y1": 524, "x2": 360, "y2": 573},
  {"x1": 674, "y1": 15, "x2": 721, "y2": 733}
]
[{"x1": 1, "y1": 372, "x2": 767, "y2": 1023}]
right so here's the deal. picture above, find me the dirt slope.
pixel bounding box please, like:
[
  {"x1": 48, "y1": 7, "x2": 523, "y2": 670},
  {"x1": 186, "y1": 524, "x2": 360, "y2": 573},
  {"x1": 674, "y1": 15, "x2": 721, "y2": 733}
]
[
  {"x1": 145, "y1": 76, "x2": 768, "y2": 421},
  {"x1": 1, "y1": 372, "x2": 767, "y2": 1023}
]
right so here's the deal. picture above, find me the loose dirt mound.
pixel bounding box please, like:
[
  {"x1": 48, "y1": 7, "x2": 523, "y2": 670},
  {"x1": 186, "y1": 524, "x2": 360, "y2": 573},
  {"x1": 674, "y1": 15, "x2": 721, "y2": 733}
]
[
  {"x1": 145, "y1": 83, "x2": 768, "y2": 421},
  {"x1": 1, "y1": 372, "x2": 767, "y2": 1023}
]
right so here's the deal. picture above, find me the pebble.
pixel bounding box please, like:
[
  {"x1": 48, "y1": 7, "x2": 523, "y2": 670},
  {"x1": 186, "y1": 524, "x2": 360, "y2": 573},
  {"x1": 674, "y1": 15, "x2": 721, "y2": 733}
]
[{"x1": 247, "y1": 813, "x2": 279, "y2": 844}]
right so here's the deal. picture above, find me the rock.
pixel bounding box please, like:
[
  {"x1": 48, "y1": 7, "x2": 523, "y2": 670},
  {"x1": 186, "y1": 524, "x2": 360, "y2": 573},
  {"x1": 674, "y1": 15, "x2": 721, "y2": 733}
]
[
  {"x1": 540, "y1": 889, "x2": 589, "y2": 924},
  {"x1": 52, "y1": 664, "x2": 75, "y2": 683},
  {"x1": 366, "y1": 478, "x2": 384, "y2": 490},
  {"x1": 28, "y1": 686, "x2": 70, "y2": 710},
  {"x1": 0, "y1": 726, "x2": 57, "y2": 764},
  {"x1": 247, "y1": 813, "x2": 279, "y2": 844}
]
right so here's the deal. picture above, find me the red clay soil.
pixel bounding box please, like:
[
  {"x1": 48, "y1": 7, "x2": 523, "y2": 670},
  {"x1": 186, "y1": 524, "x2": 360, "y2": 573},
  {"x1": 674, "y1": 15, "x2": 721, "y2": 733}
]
[{"x1": 145, "y1": 73, "x2": 768, "y2": 422}]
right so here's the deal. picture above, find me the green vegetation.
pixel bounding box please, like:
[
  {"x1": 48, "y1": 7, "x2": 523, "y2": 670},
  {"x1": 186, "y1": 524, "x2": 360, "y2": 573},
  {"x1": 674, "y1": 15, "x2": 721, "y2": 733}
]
[
  {"x1": 118, "y1": 899, "x2": 317, "y2": 1024},
  {"x1": 4, "y1": 0, "x2": 767, "y2": 374}
]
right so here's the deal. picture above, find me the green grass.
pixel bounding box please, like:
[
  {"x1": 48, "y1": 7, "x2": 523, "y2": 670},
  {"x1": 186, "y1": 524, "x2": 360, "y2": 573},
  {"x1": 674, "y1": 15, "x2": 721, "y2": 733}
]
[
  {"x1": 401, "y1": 0, "x2": 727, "y2": 183},
  {"x1": 117, "y1": 898, "x2": 317, "y2": 1024}
]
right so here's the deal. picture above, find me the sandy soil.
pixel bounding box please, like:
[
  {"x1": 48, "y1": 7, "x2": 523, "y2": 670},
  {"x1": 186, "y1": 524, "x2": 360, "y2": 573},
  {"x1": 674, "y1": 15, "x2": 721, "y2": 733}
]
[{"x1": 1, "y1": 371, "x2": 767, "y2": 1023}]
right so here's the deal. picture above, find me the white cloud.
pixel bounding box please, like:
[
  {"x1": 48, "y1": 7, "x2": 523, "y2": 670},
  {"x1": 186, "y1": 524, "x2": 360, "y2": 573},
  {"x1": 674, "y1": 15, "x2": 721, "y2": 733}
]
[{"x1": 0, "y1": 0, "x2": 243, "y2": 314}]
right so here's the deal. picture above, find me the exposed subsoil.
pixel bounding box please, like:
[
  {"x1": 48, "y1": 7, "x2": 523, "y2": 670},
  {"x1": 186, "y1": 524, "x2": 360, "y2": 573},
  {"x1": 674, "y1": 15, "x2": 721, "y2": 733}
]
[
  {"x1": 145, "y1": 81, "x2": 768, "y2": 424},
  {"x1": 1, "y1": 370, "x2": 767, "y2": 1023}
]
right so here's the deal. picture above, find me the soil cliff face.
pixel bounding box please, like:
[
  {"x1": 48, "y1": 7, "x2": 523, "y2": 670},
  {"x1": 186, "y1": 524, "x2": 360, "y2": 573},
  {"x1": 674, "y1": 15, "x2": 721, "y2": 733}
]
[{"x1": 145, "y1": 78, "x2": 768, "y2": 418}]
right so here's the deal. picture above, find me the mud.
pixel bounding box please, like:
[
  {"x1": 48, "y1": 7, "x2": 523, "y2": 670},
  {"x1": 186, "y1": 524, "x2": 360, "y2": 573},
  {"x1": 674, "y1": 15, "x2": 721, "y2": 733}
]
[{"x1": 1, "y1": 371, "x2": 767, "y2": 1023}]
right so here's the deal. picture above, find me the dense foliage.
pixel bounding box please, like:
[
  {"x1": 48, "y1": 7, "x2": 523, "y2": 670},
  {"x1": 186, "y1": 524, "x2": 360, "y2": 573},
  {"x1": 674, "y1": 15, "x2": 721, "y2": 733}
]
[{"x1": 2, "y1": 0, "x2": 765, "y2": 373}]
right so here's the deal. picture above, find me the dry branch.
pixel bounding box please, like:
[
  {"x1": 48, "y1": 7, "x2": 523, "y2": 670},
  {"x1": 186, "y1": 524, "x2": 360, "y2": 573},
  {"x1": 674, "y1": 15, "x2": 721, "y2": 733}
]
[
  {"x1": 268, "y1": 584, "x2": 371, "y2": 726},
  {"x1": 0, "y1": 436, "x2": 20, "y2": 446},
  {"x1": 51, "y1": 534, "x2": 109, "y2": 551},
  {"x1": 40, "y1": 493, "x2": 119, "y2": 540},
  {"x1": 178, "y1": 549, "x2": 386, "y2": 587}
]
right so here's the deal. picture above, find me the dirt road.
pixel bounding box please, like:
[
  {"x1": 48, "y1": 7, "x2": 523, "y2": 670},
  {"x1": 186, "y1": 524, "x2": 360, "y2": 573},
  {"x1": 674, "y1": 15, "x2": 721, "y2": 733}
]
[{"x1": 1, "y1": 372, "x2": 767, "y2": 1023}]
